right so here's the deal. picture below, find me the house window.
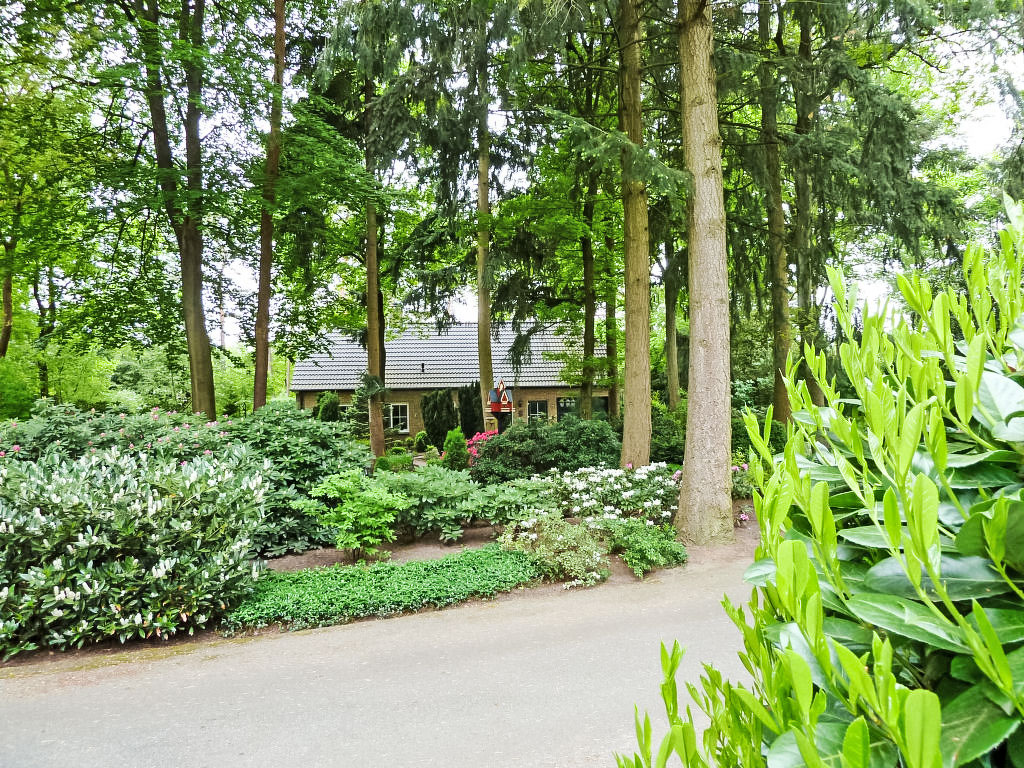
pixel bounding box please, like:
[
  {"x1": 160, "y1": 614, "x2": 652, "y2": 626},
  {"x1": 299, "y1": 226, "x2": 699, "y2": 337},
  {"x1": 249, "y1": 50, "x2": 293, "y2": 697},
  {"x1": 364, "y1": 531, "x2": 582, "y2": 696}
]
[
  {"x1": 527, "y1": 400, "x2": 549, "y2": 422},
  {"x1": 556, "y1": 397, "x2": 578, "y2": 420},
  {"x1": 384, "y1": 402, "x2": 409, "y2": 433}
]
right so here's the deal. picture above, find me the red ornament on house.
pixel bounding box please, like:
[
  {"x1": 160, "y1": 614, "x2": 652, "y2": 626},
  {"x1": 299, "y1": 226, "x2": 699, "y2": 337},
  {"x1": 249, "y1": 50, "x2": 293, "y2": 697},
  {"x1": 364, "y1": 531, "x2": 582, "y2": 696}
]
[{"x1": 488, "y1": 379, "x2": 513, "y2": 413}]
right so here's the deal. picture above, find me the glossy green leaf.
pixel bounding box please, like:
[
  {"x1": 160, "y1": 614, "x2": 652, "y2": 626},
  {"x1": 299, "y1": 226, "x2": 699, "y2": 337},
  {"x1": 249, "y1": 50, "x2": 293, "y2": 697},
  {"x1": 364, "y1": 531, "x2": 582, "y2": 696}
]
[
  {"x1": 955, "y1": 502, "x2": 1024, "y2": 570},
  {"x1": 975, "y1": 371, "x2": 1024, "y2": 441},
  {"x1": 940, "y1": 684, "x2": 1021, "y2": 766},
  {"x1": 845, "y1": 593, "x2": 967, "y2": 652},
  {"x1": 902, "y1": 689, "x2": 942, "y2": 768},
  {"x1": 864, "y1": 555, "x2": 1014, "y2": 600},
  {"x1": 947, "y1": 463, "x2": 1020, "y2": 489}
]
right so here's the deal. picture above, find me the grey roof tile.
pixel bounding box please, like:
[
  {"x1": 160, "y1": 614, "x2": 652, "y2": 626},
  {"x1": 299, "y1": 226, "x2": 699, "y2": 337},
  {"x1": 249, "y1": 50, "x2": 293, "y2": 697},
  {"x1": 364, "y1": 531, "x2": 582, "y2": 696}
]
[{"x1": 291, "y1": 323, "x2": 598, "y2": 391}]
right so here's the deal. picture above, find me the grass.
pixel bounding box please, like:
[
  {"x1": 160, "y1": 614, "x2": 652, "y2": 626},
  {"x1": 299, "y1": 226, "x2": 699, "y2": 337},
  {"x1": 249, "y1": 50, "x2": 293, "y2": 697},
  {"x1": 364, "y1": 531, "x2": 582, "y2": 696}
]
[{"x1": 222, "y1": 544, "x2": 544, "y2": 632}]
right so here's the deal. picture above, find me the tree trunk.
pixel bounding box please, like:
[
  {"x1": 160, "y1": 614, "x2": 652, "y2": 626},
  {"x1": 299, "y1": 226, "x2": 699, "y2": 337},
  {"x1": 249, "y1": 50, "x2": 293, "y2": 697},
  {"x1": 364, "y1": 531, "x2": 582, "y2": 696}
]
[
  {"x1": 605, "y1": 249, "x2": 620, "y2": 420},
  {"x1": 664, "y1": 238, "x2": 681, "y2": 411},
  {"x1": 32, "y1": 267, "x2": 56, "y2": 399},
  {"x1": 617, "y1": 0, "x2": 651, "y2": 468},
  {"x1": 476, "y1": 54, "x2": 494, "y2": 426},
  {"x1": 364, "y1": 79, "x2": 385, "y2": 458},
  {"x1": 676, "y1": 0, "x2": 733, "y2": 545},
  {"x1": 136, "y1": 0, "x2": 216, "y2": 419},
  {"x1": 0, "y1": 246, "x2": 12, "y2": 359},
  {"x1": 579, "y1": 172, "x2": 598, "y2": 420},
  {"x1": 792, "y1": 0, "x2": 825, "y2": 407},
  {"x1": 254, "y1": 0, "x2": 285, "y2": 411},
  {"x1": 759, "y1": 0, "x2": 791, "y2": 422}
]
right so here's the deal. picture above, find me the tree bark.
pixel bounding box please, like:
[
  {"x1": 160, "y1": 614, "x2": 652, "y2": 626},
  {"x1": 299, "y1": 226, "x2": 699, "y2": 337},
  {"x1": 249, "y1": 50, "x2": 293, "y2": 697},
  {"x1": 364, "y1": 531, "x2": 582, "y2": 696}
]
[
  {"x1": 617, "y1": 0, "x2": 651, "y2": 468},
  {"x1": 136, "y1": 0, "x2": 216, "y2": 419},
  {"x1": 364, "y1": 80, "x2": 385, "y2": 459},
  {"x1": 579, "y1": 172, "x2": 598, "y2": 420},
  {"x1": 476, "y1": 50, "x2": 494, "y2": 426},
  {"x1": 759, "y1": 0, "x2": 791, "y2": 422},
  {"x1": 664, "y1": 238, "x2": 681, "y2": 411},
  {"x1": 32, "y1": 267, "x2": 55, "y2": 399},
  {"x1": 254, "y1": 0, "x2": 285, "y2": 411},
  {"x1": 0, "y1": 248, "x2": 13, "y2": 359},
  {"x1": 676, "y1": 0, "x2": 733, "y2": 545},
  {"x1": 604, "y1": 246, "x2": 620, "y2": 420},
  {"x1": 792, "y1": 0, "x2": 825, "y2": 407}
]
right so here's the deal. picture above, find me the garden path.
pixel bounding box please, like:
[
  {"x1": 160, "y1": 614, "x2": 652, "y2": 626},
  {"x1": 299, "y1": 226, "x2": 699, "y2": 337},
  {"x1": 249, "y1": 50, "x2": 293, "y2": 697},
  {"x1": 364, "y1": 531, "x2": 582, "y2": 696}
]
[{"x1": 0, "y1": 525, "x2": 758, "y2": 768}]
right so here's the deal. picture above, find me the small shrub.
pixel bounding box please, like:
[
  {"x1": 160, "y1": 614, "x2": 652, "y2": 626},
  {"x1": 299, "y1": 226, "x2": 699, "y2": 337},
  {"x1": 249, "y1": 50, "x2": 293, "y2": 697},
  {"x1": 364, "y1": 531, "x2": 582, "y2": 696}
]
[
  {"x1": 601, "y1": 519, "x2": 687, "y2": 578},
  {"x1": 315, "y1": 391, "x2": 341, "y2": 421},
  {"x1": 423, "y1": 445, "x2": 441, "y2": 464},
  {"x1": 729, "y1": 453, "x2": 753, "y2": 499},
  {"x1": 469, "y1": 416, "x2": 620, "y2": 484},
  {"x1": 301, "y1": 469, "x2": 409, "y2": 558},
  {"x1": 462, "y1": 477, "x2": 559, "y2": 526},
  {"x1": 441, "y1": 426, "x2": 470, "y2": 470},
  {"x1": 376, "y1": 464, "x2": 478, "y2": 541},
  {"x1": 550, "y1": 463, "x2": 680, "y2": 524},
  {"x1": 498, "y1": 514, "x2": 609, "y2": 587},
  {"x1": 413, "y1": 430, "x2": 430, "y2": 452},
  {"x1": 466, "y1": 429, "x2": 497, "y2": 464},
  {"x1": 650, "y1": 397, "x2": 685, "y2": 464},
  {"x1": 0, "y1": 448, "x2": 267, "y2": 659},
  {"x1": 222, "y1": 544, "x2": 543, "y2": 632},
  {"x1": 375, "y1": 449, "x2": 413, "y2": 473}
]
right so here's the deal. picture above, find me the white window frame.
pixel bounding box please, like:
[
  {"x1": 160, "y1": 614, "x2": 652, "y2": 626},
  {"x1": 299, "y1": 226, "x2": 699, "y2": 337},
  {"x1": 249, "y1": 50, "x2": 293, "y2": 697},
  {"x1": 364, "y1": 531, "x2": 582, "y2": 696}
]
[
  {"x1": 527, "y1": 400, "x2": 549, "y2": 422},
  {"x1": 384, "y1": 402, "x2": 410, "y2": 433}
]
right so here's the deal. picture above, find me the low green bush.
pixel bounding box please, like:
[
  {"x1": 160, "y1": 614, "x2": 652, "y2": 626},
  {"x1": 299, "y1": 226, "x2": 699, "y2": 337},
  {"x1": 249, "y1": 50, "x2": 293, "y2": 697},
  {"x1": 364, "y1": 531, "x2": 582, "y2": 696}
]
[
  {"x1": 469, "y1": 416, "x2": 620, "y2": 484},
  {"x1": 300, "y1": 470, "x2": 410, "y2": 558},
  {"x1": 376, "y1": 464, "x2": 478, "y2": 541},
  {"x1": 462, "y1": 477, "x2": 559, "y2": 525},
  {"x1": 618, "y1": 208, "x2": 1024, "y2": 767},
  {"x1": 601, "y1": 519, "x2": 687, "y2": 578},
  {"x1": 0, "y1": 448, "x2": 267, "y2": 659},
  {"x1": 441, "y1": 426, "x2": 470, "y2": 470},
  {"x1": 221, "y1": 544, "x2": 543, "y2": 632},
  {"x1": 375, "y1": 449, "x2": 414, "y2": 472},
  {"x1": 498, "y1": 514, "x2": 609, "y2": 587},
  {"x1": 413, "y1": 430, "x2": 430, "y2": 452},
  {"x1": 650, "y1": 398, "x2": 686, "y2": 465}
]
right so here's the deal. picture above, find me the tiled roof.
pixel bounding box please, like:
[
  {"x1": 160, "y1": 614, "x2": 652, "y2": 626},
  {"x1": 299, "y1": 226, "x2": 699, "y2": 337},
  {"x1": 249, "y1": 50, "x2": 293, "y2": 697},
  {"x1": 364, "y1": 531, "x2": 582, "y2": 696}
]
[{"x1": 291, "y1": 323, "x2": 597, "y2": 391}]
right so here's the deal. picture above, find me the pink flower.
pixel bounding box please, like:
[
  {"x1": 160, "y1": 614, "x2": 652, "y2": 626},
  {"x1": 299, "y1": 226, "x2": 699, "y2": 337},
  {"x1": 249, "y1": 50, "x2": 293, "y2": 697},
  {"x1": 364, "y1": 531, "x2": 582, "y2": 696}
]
[
  {"x1": 153, "y1": 414, "x2": 159, "y2": 420},
  {"x1": 203, "y1": 450, "x2": 212, "y2": 455},
  {"x1": 0, "y1": 451, "x2": 6, "y2": 458},
  {"x1": 99, "y1": 432, "x2": 106, "y2": 438},
  {"x1": 11, "y1": 445, "x2": 20, "y2": 453},
  {"x1": 173, "y1": 427, "x2": 180, "y2": 432},
  {"x1": 626, "y1": 463, "x2": 632, "y2": 469},
  {"x1": 128, "y1": 443, "x2": 135, "y2": 449},
  {"x1": 731, "y1": 465, "x2": 740, "y2": 472},
  {"x1": 741, "y1": 463, "x2": 748, "y2": 471}
]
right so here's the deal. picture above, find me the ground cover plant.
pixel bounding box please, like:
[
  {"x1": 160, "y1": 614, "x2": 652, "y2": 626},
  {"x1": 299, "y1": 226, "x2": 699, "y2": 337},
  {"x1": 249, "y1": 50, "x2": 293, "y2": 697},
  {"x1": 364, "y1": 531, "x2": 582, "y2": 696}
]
[
  {"x1": 0, "y1": 448, "x2": 267, "y2": 660},
  {"x1": 221, "y1": 544, "x2": 543, "y2": 631},
  {"x1": 617, "y1": 207, "x2": 1024, "y2": 767}
]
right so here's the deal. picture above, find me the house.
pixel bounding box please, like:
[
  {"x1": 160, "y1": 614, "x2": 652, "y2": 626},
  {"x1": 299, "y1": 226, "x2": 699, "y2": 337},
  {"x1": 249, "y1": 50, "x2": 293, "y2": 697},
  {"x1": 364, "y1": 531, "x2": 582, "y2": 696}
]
[{"x1": 290, "y1": 322, "x2": 609, "y2": 436}]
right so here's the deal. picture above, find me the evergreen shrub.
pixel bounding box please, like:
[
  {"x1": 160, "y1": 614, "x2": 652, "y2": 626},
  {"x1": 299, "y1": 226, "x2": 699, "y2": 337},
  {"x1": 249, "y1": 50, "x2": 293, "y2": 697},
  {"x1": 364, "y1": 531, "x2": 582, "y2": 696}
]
[
  {"x1": 421, "y1": 389, "x2": 458, "y2": 450},
  {"x1": 413, "y1": 430, "x2": 430, "y2": 452},
  {"x1": 458, "y1": 382, "x2": 484, "y2": 438},
  {"x1": 0, "y1": 448, "x2": 266, "y2": 659},
  {"x1": 442, "y1": 426, "x2": 470, "y2": 470},
  {"x1": 469, "y1": 416, "x2": 620, "y2": 484},
  {"x1": 618, "y1": 206, "x2": 1024, "y2": 768},
  {"x1": 315, "y1": 391, "x2": 341, "y2": 421}
]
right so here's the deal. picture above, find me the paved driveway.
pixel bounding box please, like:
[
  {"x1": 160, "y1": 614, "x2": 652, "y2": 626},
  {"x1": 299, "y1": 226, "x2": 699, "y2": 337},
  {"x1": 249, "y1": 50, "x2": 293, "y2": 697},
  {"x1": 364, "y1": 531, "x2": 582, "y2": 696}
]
[{"x1": 0, "y1": 533, "x2": 756, "y2": 768}]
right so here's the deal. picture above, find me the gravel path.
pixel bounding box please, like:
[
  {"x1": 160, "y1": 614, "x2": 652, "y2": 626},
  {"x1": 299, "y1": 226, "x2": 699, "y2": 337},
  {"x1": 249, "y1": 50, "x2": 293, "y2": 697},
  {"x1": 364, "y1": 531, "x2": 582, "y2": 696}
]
[{"x1": 0, "y1": 527, "x2": 758, "y2": 768}]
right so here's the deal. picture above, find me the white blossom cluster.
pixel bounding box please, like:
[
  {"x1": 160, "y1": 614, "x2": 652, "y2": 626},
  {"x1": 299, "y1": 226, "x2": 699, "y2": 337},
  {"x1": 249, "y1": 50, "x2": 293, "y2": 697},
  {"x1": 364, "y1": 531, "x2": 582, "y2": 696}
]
[{"x1": 544, "y1": 463, "x2": 680, "y2": 529}]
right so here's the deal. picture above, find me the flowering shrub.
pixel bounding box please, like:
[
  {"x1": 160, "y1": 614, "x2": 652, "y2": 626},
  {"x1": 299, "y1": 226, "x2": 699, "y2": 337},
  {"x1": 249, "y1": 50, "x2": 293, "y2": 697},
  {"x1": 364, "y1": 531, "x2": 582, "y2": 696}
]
[
  {"x1": 0, "y1": 448, "x2": 267, "y2": 659},
  {"x1": 498, "y1": 514, "x2": 609, "y2": 587},
  {"x1": 730, "y1": 452, "x2": 754, "y2": 499},
  {"x1": 461, "y1": 477, "x2": 558, "y2": 525},
  {"x1": 549, "y1": 463, "x2": 680, "y2": 526},
  {"x1": 0, "y1": 401, "x2": 370, "y2": 556},
  {"x1": 465, "y1": 430, "x2": 497, "y2": 464}
]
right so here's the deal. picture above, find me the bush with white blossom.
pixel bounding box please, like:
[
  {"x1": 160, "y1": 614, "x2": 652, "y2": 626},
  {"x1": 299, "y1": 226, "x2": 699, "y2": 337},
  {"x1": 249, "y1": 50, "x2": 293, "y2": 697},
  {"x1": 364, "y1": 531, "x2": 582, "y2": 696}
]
[
  {"x1": 547, "y1": 462, "x2": 680, "y2": 528},
  {"x1": 498, "y1": 514, "x2": 610, "y2": 587},
  {"x1": 0, "y1": 447, "x2": 267, "y2": 659}
]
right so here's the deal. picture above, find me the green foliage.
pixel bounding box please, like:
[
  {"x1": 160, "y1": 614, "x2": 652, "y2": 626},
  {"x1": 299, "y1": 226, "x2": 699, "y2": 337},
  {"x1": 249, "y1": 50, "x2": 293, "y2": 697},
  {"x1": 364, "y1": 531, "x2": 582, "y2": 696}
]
[
  {"x1": 0, "y1": 400, "x2": 371, "y2": 556},
  {"x1": 221, "y1": 545, "x2": 543, "y2": 632},
  {"x1": 498, "y1": 514, "x2": 610, "y2": 587},
  {"x1": 548, "y1": 463, "x2": 680, "y2": 524},
  {"x1": 618, "y1": 208, "x2": 1024, "y2": 767},
  {"x1": 730, "y1": 452, "x2": 754, "y2": 499},
  {"x1": 315, "y1": 391, "x2": 341, "y2": 421},
  {"x1": 0, "y1": 448, "x2": 266, "y2": 659},
  {"x1": 458, "y1": 382, "x2": 484, "y2": 438},
  {"x1": 376, "y1": 464, "x2": 478, "y2": 542},
  {"x1": 462, "y1": 477, "x2": 559, "y2": 526},
  {"x1": 301, "y1": 469, "x2": 407, "y2": 557},
  {"x1": 601, "y1": 519, "x2": 687, "y2": 578},
  {"x1": 375, "y1": 448, "x2": 414, "y2": 472},
  {"x1": 650, "y1": 398, "x2": 686, "y2": 465},
  {"x1": 469, "y1": 416, "x2": 621, "y2": 484},
  {"x1": 413, "y1": 430, "x2": 430, "y2": 452},
  {"x1": 421, "y1": 389, "x2": 458, "y2": 450},
  {"x1": 0, "y1": 354, "x2": 37, "y2": 418},
  {"x1": 441, "y1": 426, "x2": 470, "y2": 470}
]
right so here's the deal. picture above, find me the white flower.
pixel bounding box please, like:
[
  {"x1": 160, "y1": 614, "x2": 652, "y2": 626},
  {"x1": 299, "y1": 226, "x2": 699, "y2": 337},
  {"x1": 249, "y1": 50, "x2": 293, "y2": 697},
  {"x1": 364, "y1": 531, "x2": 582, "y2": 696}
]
[{"x1": 52, "y1": 608, "x2": 64, "y2": 617}]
